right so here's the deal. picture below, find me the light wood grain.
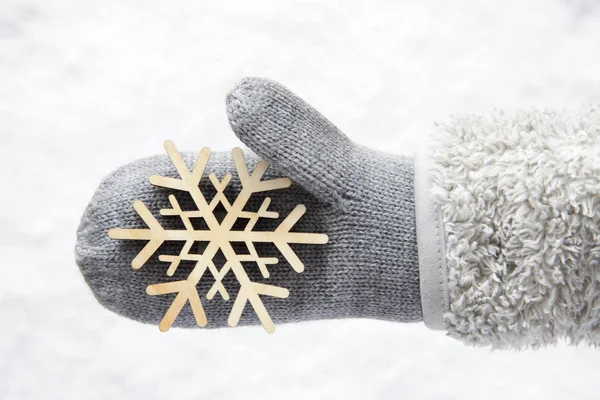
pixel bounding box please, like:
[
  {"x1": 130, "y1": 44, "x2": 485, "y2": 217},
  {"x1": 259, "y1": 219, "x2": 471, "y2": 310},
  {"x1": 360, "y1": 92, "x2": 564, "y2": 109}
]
[{"x1": 108, "y1": 140, "x2": 328, "y2": 333}]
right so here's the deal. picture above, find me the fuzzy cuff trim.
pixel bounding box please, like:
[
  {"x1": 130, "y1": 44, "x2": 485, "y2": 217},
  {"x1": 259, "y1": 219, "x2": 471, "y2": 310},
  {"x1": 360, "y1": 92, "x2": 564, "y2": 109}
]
[{"x1": 429, "y1": 106, "x2": 600, "y2": 349}]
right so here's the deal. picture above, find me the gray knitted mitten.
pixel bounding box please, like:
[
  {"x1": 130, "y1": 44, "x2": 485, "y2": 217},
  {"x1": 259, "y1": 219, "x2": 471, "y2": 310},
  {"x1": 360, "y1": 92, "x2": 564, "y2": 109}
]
[{"x1": 76, "y1": 78, "x2": 421, "y2": 328}]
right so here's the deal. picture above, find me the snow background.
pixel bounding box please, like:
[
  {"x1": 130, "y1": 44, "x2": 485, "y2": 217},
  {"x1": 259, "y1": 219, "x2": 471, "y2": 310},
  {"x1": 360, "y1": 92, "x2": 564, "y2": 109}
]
[{"x1": 2, "y1": 0, "x2": 600, "y2": 398}]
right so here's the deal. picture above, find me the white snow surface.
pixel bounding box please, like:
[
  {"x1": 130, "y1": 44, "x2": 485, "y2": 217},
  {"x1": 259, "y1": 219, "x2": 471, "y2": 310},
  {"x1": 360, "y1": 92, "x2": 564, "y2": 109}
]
[{"x1": 2, "y1": 0, "x2": 600, "y2": 399}]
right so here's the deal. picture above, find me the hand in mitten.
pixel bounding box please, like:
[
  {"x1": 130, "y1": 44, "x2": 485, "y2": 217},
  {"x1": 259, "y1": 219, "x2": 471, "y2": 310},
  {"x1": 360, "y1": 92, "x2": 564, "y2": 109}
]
[
  {"x1": 76, "y1": 78, "x2": 422, "y2": 332},
  {"x1": 76, "y1": 78, "x2": 600, "y2": 349}
]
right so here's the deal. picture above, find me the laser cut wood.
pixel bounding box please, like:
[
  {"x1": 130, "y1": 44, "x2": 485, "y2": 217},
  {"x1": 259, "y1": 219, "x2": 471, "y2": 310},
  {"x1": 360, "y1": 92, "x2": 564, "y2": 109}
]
[{"x1": 108, "y1": 140, "x2": 328, "y2": 333}]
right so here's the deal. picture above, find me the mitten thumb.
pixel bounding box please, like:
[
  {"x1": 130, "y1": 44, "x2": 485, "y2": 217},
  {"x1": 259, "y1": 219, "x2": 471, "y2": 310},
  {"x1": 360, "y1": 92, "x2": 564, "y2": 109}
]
[{"x1": 226, "y1": 77, "x2": 354, "y2": 206}]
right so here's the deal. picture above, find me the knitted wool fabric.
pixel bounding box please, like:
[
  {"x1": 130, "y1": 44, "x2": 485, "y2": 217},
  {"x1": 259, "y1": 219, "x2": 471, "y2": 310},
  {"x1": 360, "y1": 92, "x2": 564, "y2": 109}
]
[{"x1": 75, "y1": 80, "x2": 422, "y2": 327}]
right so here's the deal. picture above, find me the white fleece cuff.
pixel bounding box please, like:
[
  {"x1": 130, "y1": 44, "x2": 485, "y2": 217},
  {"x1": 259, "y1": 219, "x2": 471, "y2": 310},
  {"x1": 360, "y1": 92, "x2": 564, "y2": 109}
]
[{"x1": 415, "y1": 105, "x2": 600, "y2": 349}]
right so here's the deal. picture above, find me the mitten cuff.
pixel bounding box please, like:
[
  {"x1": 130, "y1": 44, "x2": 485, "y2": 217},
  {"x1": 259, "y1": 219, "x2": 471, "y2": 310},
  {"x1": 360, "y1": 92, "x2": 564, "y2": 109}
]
[{"x1": 415, "y1": 106, "x2": 600, "y2": 348}]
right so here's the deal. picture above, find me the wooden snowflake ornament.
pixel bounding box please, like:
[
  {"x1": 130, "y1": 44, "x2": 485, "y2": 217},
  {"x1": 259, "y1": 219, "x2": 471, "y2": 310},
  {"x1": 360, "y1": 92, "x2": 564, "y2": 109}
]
[{"x1": 108, "y1": 140, "x2": 328, "y2": 333}]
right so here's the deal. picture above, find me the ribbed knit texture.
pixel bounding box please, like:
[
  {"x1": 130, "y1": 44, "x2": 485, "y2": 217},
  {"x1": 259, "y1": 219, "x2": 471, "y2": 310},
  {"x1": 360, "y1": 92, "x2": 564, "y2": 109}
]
[{"x1": 75, "y1": 78, "x2": 422, "y2": 328}]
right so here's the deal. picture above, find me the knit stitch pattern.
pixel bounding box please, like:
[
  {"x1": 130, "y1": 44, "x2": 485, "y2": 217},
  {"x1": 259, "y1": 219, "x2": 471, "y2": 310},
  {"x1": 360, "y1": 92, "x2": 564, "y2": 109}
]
[{"x1": 75, "y1": 78, "x2": 422, "y2": 328}]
